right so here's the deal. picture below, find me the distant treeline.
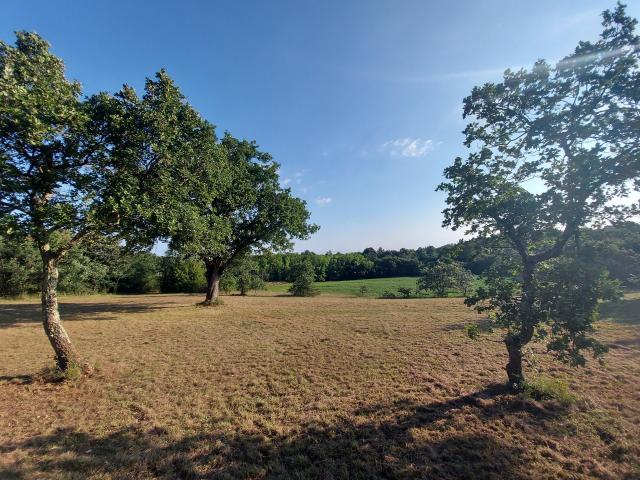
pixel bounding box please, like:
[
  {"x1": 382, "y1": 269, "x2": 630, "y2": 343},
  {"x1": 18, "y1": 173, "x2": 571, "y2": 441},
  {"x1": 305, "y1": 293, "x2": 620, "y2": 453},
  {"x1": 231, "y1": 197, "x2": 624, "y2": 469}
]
[
  {"x1": 2, "y1": 222, "x2": 639, "y2": 297},
  {"x1": 256, "y1": 244, "x2": 487, "y2": 281},
  {"x1": 256, "y1": 222, "x2": 640, "y2": 285}
]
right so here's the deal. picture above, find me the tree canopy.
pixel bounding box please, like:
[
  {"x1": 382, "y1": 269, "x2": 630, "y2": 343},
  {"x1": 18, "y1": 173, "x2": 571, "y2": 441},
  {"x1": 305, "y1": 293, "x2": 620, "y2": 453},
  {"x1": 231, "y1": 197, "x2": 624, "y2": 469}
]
[
  {"x1": 438, "y1": 3, "x2": 640, "y2": 388},
  {"x1": 0, "y1": 33, "x2": 227, "y2": 372},
  {"x1": 0, "y1": 32, "x2": 149, "y2": 372},
  {"x1": 168, "y1": 133, "x2": 318, "y2": 304}
]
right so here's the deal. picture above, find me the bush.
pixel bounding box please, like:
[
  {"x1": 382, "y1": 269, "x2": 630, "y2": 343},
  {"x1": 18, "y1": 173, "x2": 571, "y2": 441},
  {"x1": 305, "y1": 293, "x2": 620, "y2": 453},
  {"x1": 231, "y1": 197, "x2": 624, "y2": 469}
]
[
  {"x1": 357, "y1": 285, "x2": 369, "y2": 297},
  {"x1": 117, "y1": 253, "x2": 160, "y2": 294},
  {"x1": 289, "y1": 261, "x2": 319, "y2": 297},
  {"x1": 397, "y1": 287, "x2": 413, "y2": 298},
  {"x1": 465, "y1": 323, "x2": 480, "y2": 340},
  {"x1": 160, "y1": 254, "x2": 207, "y2": 293},
  {"x1": 379, "y1": 290, "x2": 397, "y2": 299},
  {"x1": 523, "y1": 377, "x2": 578, "y2": 407}
]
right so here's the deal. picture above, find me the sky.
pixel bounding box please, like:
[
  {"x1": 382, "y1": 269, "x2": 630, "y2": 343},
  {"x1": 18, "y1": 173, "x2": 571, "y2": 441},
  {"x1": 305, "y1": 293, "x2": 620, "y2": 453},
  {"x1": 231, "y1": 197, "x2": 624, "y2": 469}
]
[{"x1": 2, "y1": 0, "x2": 638, "y2": 253}]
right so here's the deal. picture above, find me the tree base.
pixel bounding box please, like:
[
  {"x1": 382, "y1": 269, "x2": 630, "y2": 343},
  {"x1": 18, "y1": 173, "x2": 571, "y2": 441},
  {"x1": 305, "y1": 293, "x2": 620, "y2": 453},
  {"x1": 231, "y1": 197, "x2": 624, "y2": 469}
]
[
  {"x1": 42, "y1": 361, "x2": 93, "y2": 382},
  {"x1": 507, "y1": 378, "x2": 526, "y2": 393},
  {"x1": 197, "y1": 298, "x2": 225, "y2": 307}
]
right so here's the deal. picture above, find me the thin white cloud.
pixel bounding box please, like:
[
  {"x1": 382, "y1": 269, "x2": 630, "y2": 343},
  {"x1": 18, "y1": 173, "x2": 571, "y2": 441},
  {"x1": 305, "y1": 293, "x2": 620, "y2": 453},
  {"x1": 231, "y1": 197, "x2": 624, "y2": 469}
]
[
  {"x1": 378, "y1": 43, "x2": 632, "y2": 84},
  {"x1": 282, "y1": 178, "x2": 292, "y2": 186},
  {"x1": 380, "y1": 138, "x2": 434, "y2": 158},
  {"x1": 315, "y1": 196, "x2": 332, "y2": 206}
]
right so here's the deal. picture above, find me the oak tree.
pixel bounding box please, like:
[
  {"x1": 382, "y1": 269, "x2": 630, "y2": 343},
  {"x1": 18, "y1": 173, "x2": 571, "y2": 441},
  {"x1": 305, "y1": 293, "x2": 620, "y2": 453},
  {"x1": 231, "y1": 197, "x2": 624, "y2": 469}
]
[
  {"x1": 0, "y1": 33, "x2": 134, "y2": 373},
  {"x1": 438, "y1": 4, "x2": 640, "y2": 387},
  {"x1": 169, "y1": 134, "x2": 318, "y2": 305}
]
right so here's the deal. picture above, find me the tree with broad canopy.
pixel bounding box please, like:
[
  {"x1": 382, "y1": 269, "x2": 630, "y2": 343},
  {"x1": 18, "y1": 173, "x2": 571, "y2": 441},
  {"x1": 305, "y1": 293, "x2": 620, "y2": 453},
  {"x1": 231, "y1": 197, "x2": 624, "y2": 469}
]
[
  {"x1": 438, "y1": 3, "x2": 639, "y2": 388},
  {"x1": 0, "y1": 32, "x2": 142, "y2": 373},
  {"x1": 168, "y1": 133, "x2": 318, "y2": 305},
  {"x1": 0, "y1": 33, "x2": 220, "y2": 374}
]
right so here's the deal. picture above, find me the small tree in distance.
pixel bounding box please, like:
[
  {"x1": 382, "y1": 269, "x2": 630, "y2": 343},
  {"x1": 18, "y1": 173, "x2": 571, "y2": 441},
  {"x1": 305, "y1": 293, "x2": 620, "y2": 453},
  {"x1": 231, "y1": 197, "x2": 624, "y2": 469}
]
[
  {"x1": 417, "y1": 261, "x2": 470, "y2": 297},
  {"x1": 456, "y1": 268, "x2": 476, "y2": 297},
  {"x1": 289, "y1": 261, "x2": 319, "y2": 297}
]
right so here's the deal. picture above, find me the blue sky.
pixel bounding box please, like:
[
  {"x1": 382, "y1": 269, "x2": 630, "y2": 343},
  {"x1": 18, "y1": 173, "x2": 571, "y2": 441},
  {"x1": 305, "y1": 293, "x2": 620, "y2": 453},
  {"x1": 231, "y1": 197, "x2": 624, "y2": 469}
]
[{"x1": 3, "y1": 1, "x2": 638, "y2": 253}]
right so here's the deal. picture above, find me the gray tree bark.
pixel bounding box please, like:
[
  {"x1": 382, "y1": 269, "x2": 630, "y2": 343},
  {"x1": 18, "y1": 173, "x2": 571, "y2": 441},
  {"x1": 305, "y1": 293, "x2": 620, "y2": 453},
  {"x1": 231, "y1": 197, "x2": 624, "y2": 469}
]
[
  {"x1": 203, "y1": 263, "x2": 223, "y2": 304},
  {"x1": 41, "y1": 253, "x2": 80, "y2": 372}
]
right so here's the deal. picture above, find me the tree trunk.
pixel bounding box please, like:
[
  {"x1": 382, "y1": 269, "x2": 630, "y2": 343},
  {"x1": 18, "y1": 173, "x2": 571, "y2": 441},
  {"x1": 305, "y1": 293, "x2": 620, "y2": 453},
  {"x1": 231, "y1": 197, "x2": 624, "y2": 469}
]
[
  {"x1": 504, "y1": 260, "x2": 537, "y2": 390},
  {"x1": 203, "y1": 263, "x2": 222, "y2": 305},
  {"x1": 505, "y1": 334, "x2": 524, "y2": 388},
  {"x1": 41, "y1": 255, "x2": 80, "y2": 372}
]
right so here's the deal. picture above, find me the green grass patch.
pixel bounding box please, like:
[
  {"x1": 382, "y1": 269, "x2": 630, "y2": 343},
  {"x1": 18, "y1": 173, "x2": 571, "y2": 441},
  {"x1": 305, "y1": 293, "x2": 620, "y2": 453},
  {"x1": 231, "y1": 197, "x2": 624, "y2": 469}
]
[
  {"x1": 599, "y1": 291, "x2": 640, "y2": 325},
  {"x1": 267, "y1": 277, "x2": 482, "y2": 298},
  {"x1": 523, "y1": 377, "x2": 578, "y2": 407},
  {"x1": 267, "y1": 277, "x2": 419, "y2": 297},
  {"x1": 266, "y1": 277, "x2": 475, "y2": 298}
]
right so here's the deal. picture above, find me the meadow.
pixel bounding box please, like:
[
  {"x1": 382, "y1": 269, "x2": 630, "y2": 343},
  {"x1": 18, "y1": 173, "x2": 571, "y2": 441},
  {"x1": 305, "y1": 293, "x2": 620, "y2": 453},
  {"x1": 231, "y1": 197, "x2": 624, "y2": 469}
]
[
  {"x1": 1, "y1": 290, "x2": 639, "y2": 479},
  {"x1": 266, "y1": 277, "x2": 422, "y2": 297},
  {"x1": 266, "y1": 276, "x2": 483, "y2": 298}
]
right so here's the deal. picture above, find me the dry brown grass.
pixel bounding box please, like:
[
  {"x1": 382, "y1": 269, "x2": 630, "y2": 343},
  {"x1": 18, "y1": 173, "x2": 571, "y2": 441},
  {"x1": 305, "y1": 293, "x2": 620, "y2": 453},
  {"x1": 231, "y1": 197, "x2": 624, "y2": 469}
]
[{"x1": 1, "y1": 293, "x2": 639, "y2": 479}]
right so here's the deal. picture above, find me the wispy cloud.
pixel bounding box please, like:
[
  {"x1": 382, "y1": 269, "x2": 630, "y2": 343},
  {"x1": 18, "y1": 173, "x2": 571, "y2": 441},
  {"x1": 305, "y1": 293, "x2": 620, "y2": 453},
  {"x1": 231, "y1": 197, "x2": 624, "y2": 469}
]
[
  {"x1": 315, "y1": 196, "x2": 332, "y2": 206},
  {"x1": 380, "y1": 138, "x2": 434, "y2": 158},
  {"x1": 373, "y1": 42, "x2": 632, "y2": 84}
]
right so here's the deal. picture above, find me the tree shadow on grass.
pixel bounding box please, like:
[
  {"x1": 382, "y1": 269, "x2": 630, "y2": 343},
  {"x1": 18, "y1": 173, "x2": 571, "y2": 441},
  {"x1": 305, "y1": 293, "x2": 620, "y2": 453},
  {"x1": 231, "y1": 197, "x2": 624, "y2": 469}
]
[
  {"x1": 0, "y1": 300, "x2": 185, "y2": 328},
  {"x1": 0, "y1": 374, "x2": 34, "y2": 384},
  {"x1": 1, "y1": 384, "x2": 562, "y2": 479},
  {"x1": 599, "y1": 297, "x2": 640, "y2": 325}
]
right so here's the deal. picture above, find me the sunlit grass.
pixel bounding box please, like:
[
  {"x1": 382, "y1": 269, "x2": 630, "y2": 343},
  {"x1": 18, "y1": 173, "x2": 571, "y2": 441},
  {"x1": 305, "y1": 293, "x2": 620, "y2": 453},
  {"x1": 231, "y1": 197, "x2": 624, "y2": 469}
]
[{"x1": 0, "y1": 293, "x2": 638, "y2": 479}]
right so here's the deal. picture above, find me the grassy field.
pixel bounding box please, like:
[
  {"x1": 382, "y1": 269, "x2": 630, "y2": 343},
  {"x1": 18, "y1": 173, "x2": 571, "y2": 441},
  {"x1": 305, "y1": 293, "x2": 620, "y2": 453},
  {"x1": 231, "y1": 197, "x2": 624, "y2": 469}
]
[
  {"x1": 266, "y1": 276, "x2": 484, "y2": 298},
  {"x1": 1, "y1": 292, "x2": 639, "y2": 479},
  {"x1": 266, "y1": 276, "x2": 421, "y2": 297}
]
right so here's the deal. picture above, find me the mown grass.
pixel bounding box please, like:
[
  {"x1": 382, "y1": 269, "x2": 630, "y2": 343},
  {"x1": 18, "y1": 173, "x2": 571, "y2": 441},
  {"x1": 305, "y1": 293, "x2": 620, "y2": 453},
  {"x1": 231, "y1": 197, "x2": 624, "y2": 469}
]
[
  {"x1": 267, "y1": 276, "x2": 486, "y2": 298},
  {"x1": 0, "y1": 293, "x2": 638, "y2": 479},
  {"x1": 267, "y1": 276, "x2": 421, "y2": 297},
  {"x1": 599, "y1": 291, "x2": 640, "y2": 325}
]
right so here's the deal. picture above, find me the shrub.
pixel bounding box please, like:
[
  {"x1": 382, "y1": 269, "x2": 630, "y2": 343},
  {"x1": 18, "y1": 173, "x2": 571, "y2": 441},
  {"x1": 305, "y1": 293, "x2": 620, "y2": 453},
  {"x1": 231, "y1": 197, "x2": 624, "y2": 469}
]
[
  {"x1": 397, "y1": 287, "x2": 413, "y2": 298},
  {"x1": 160, "y1": 254, "x2": 207, "y2": 293},
  {"x1": 523, "y1": 377, "x2": 578, "y2": 407},
  {"x1": 465, "y1": 323, "x2": 480, "y2": 340},
  {"x1": 117, "y1": 253, "x2": 160, "y2": 294},
  {"x1": 289, "y1": 261, "x2": 319, "y2": 297}
]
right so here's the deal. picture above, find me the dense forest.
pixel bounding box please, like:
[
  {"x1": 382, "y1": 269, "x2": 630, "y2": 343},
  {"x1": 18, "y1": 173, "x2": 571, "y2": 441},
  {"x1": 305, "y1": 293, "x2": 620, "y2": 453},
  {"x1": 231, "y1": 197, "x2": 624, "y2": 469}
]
[{"x1": 2, "y1": 222, "x2": 638, "y2": 297}]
